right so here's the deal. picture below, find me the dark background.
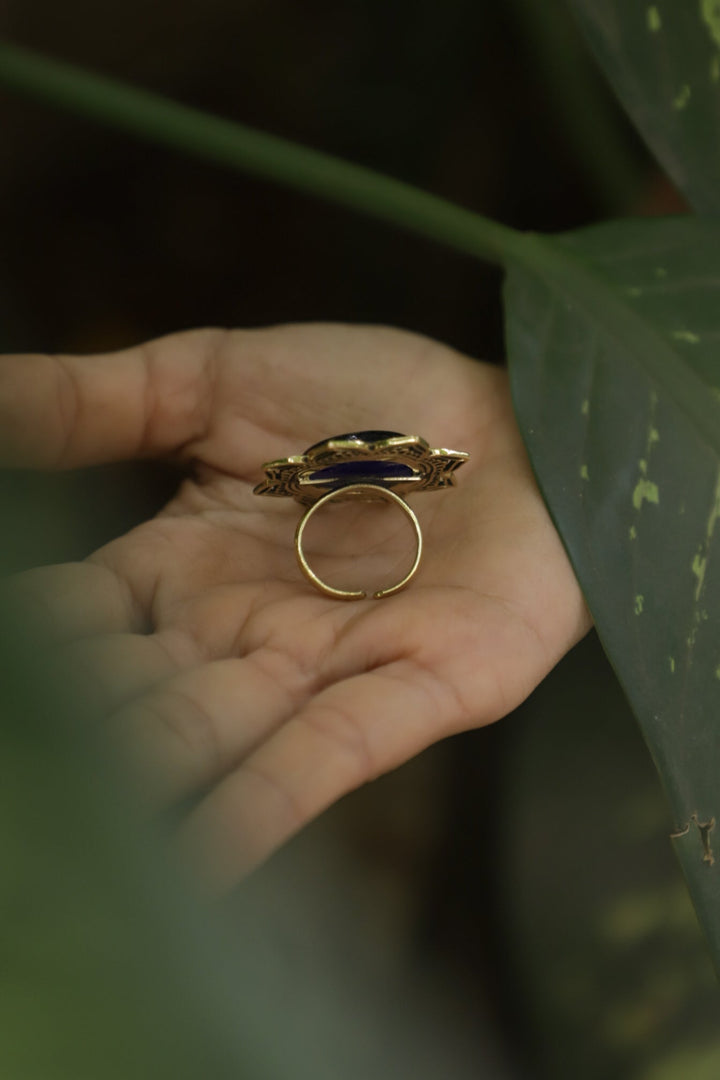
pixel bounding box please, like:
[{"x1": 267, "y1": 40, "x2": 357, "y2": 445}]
[{"x1": 0, "y1": 0, "x2": 657, "y2": 360}]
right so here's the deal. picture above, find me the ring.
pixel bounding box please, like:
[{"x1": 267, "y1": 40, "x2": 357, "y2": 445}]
[{"x1": 254, "y1": 430, "x2": 468, "y2": 600}]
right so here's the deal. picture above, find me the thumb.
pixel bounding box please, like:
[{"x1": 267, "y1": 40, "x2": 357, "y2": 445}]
[{"x1": 0, "y1": 328, "x2": 224, "y2": 468}]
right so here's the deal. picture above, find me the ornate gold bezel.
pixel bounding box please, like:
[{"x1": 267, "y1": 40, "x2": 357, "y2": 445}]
[{"x1": 254, "y1": 431, "x2": 469, "y2": 505}]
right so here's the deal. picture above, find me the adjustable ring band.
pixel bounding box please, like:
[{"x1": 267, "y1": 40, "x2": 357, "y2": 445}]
[
  {"x1": 294, "y1": 483, "x2": 423, "y2": 600},
  {"x1": 254, "y1": 430, "x2": 468, "y2": 601}
]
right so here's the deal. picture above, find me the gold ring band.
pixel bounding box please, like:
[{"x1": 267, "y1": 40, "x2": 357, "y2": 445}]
[
  {"x1": 254, "y1": 430, "x2": 468, "y2": 601},
  {"x1": 294, "y1": 483, "x2": 423, "y2": 600}
]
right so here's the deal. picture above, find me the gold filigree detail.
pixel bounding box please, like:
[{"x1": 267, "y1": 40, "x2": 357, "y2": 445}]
[{"x1": 254, "y1": 432, "x2": 468, "y2": 504}]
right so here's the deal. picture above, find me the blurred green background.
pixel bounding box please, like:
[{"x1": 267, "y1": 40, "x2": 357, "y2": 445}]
[{"x1": 1, "y1": 1, "x2": 716, "y2": 1078}]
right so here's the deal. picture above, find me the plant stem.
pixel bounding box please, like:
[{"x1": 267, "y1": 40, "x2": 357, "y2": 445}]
[{"x1": 0, "y1": 40, "x2": 529, "y2": 269}]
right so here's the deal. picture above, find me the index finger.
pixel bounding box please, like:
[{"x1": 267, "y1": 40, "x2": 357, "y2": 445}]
[{"x1": 0, "y1": 328, "x2": 224, "y2": 469}]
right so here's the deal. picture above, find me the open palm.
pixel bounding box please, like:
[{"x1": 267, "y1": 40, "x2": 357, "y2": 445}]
[{"x1": 4, "y1": 323, "x2": 589, "y2": 890}]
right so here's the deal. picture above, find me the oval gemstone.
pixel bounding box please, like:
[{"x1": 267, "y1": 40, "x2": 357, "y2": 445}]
[{"x1": 307, "y1": 460, "x2": 415, "y2": 489}]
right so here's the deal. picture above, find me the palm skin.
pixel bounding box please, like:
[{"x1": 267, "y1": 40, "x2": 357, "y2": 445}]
[{"x1": 3, "y1": 323, "x2": 590, "y2": 890}]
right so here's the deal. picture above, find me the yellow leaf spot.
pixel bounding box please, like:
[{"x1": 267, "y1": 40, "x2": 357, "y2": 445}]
[
  {"x1": 639, "y1": 458, "x2": 648, "y2": 475},
  {"x1": 701, "y1": 0, "x2": 720, "y2": 49},
  {"x1": 629, "y1": 525, "x2": 638, "y2": 540},
  {"x1": 633, "y1": 479, "x2": 659, "y2": 509},
  {"x1": 672, "y1": 329, "x2": 701, "y2": 343},
  {"x1": 693, "y1": 552, "x2": 708, "y2": 601},
  {"x1": 581, "y1": 398, "x2": 589, "y2": 416},
  {"x1": 649, "y1": 427, "x2": 660, "y2": 444},
  {"x1": 647, "y1": 5, "x2": 662, "y2": 30},
  {"x1": 669, "y1": 656, "x2": 676, "y2": 674},
  {"x1": 673, "y1": 84, "x2": 692, "y2": 109},
  {"x1": 706, "y1": 466, "x2": 720, "y2": 543},
  {"x1": 580, "y1": 464, "x2": 589, "y2": 481},
  {"x1": 715, "y1": 665, "x2": 720, "y2": 680},
  {"x1": 635, "y1": 595, "x2": 644, "y2": 615}
]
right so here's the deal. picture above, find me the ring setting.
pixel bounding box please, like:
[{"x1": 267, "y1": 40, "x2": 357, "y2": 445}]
[{"x1": 254, "y1": 431, "x2": 468, "y2": 600}]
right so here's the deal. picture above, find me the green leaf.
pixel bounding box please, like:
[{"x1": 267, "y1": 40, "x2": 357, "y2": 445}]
[
  {"x1": 505, "y1": 215, "x2": 720, "y2": 968},
  {"x1": 570, "y1": 0, "x2": 720, "y2": 213},
  {"x1": 0, "y1": 612, "x2": 272, "y2": 1080}
]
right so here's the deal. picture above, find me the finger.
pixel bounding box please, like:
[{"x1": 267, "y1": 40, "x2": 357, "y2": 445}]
[
  {"x1": 3, "y1": 561, "x2": 146, "y2": 644},
  {"x1": 109, "y1": 652, "x2": 314, "y2": 806},
  {"x1": 174, "y1": 656, "x2": 486, "y2": 893},
  {"x1": 0, "y1": 328, "x2": 224, "y2": 468},
  {"x1": 55, "y1": 628, "x2": 197, "y2": 720},
  {"x1": 174, "y1": 573, "x2": 585, "y2": 892}
]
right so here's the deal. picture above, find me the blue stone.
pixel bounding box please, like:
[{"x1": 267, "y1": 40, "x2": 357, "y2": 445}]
[{"x1": 308, "y1": 460, "x2": 415, "y2": 489}]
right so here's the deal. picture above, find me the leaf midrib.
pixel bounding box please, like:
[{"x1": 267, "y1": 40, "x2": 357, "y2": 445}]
[{"x1": 514, "y1": 233, "x2": 720, "y2": 461}]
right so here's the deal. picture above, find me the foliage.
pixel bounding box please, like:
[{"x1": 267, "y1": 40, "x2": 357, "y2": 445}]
[{"x1": 507, "y1": 0, "x2": 720, "y2": 970}]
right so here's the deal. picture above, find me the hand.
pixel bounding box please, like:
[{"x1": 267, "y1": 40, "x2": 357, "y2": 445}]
[{"x1": 2, "y1": 323, "x2": 590, "y2": 890}]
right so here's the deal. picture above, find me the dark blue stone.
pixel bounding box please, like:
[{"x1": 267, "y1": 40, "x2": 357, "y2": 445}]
[
  {"x1": 308, "y1": 460, "x2": 415, "y2": 489},
  {"x1": 305, "y1": 431, "x2": 405, "y2": 454}
]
